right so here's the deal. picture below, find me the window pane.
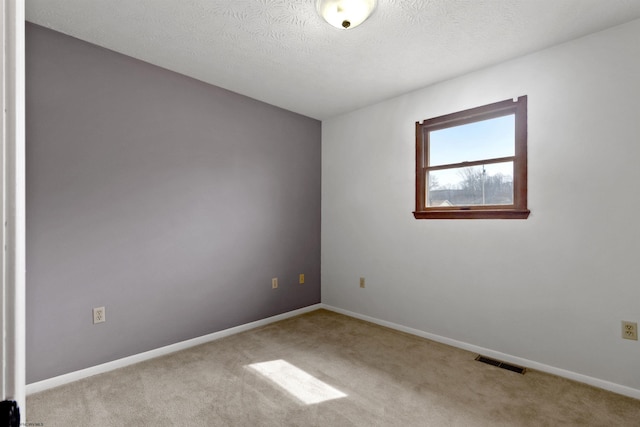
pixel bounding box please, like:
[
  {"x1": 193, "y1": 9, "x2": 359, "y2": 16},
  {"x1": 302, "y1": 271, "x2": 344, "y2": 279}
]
[
  {"x1": 427, "y1": 162, "x2": 513, "y2": 207},
  {"x1": 429, "y1": 115, "x2": 514, "y2": 166}
]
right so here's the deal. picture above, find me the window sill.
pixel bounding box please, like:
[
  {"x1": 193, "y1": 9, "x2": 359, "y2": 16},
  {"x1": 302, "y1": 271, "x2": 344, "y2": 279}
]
[{"x1": 413, "y1": 209, "x2": 530, "y2": 220}]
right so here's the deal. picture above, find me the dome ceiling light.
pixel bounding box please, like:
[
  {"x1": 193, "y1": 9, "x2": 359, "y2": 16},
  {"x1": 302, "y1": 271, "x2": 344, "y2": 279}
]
[{"x1": 316, "y1": 0, "x2": 377, "y2": 30}]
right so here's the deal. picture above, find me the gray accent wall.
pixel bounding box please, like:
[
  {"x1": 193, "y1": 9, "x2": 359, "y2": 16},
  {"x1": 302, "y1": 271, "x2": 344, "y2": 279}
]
[{"x1": 26, "y1": 23, "x2": 321, "y2": 383}]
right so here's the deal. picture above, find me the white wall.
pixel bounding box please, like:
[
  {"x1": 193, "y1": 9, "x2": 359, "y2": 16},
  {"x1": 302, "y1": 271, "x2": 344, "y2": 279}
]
[{"x1": 322, "y1": 19, "x2": 640, "y2": 393}]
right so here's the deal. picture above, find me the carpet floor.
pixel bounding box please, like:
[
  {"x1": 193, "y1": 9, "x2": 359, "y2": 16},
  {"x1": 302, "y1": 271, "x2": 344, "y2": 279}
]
[{"x1": 26, "y1": 309, "x2": 640, "y2": 426}]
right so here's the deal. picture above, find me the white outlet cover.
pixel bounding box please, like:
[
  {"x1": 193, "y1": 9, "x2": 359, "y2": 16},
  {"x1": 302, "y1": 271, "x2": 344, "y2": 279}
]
[{"x1": 93, "y1": 307, "x2": 106, "y2": 324}]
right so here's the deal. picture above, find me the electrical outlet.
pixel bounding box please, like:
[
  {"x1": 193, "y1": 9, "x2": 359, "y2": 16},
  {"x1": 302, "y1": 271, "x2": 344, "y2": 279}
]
[
  {"x1": 359, "y1": 277, "x2": 365, "y2": 288},
  {"x1": 299, "y1": 274, "x2": 305, "y2": 284},
  {"x1": 622, "y1": 321, "x2": 638, "y2": 340},
  {"x1": 93, "y1": 307, "x2": 106, "y2": 324},
  {"x1": 272, "y1": 278, "x2": 278, "y2": 289}
]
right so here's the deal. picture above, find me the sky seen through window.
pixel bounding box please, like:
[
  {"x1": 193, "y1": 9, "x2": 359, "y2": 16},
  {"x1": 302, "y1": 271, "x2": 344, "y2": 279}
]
[{"x1": 429, "y1": 114, "x2": 514, "y2": 188}]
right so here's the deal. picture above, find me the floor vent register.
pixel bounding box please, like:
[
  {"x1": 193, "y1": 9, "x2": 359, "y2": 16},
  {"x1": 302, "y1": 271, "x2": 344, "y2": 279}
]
[{"x1": 475, "y1": 355, "x2": 527, "y2": 375}]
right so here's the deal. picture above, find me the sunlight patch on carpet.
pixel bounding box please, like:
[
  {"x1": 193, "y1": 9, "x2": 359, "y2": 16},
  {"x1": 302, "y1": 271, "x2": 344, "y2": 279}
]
[{"x1": 248, "y1": 359, "x2": 347, "y2": 405}]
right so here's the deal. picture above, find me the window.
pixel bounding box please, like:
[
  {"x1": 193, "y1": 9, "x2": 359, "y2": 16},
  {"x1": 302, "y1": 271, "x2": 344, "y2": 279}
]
[{"x1": 414, "y1": 96, "x2": 530, "y2": 219}]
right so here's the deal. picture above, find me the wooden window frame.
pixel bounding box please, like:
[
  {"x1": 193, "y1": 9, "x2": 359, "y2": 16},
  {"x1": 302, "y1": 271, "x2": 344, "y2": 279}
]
[{"x1": 414, "y1": 96, "x2": 530, "y2": 220}]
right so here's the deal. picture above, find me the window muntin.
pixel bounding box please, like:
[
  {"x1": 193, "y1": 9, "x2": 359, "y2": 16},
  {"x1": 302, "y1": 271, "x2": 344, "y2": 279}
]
[{"x1": 414, "y1": 97, "x2": 529, "y2": 219}]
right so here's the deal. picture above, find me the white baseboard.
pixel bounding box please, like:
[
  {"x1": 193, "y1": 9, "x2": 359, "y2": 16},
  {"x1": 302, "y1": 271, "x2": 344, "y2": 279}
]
[
  {"x1": 320, "y1": 304, "x2": 640, "y2": 401},
  {"x1": 28, "y1": 302, "x2": 640, "y2": 401},
  {"x1": 26, "y1": 304, "x2": 322, "y2": 395}
]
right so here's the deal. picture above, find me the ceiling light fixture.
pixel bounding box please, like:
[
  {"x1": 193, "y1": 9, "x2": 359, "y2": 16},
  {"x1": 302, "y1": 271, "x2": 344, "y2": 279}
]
[{"x1": 316, "y1": 0, "x2": 377, "y2": 30}]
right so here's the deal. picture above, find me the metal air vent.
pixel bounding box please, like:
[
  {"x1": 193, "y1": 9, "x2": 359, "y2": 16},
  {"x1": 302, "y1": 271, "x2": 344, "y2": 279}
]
[{"x1": 475, "y1": 355, "x2": 526, "y2": 374}]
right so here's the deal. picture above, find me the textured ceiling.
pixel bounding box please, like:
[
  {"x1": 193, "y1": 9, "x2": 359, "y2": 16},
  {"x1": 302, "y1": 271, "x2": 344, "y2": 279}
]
[{"x1": 26, "y1": 0, "x2": 640, "y2": 119}]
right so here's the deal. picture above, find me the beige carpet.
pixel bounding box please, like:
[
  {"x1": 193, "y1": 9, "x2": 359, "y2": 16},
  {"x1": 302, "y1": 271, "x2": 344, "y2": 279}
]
[{"x1": 26, "y1": 309, "x2": 640, "y2": 426}]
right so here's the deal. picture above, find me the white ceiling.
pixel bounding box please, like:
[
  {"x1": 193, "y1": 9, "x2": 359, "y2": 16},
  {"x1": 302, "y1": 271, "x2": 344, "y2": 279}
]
[{"x1": 26, "y1": 0, "x2": 640, "y2": 120}]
